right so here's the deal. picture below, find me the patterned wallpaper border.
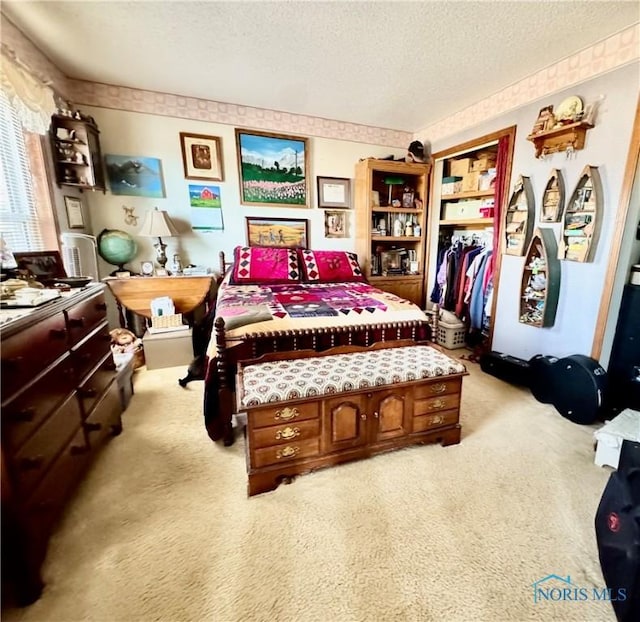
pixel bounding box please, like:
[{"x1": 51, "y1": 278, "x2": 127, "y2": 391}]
[{"x1": 3, "y1": 11, "x2": 638, "y2": 147}]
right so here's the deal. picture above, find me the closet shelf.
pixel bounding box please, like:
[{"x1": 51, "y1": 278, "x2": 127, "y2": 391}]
[
  {"x1": 439, "y1": 218, "x2": 493, "y2": 227},
  {"x1": 441, "y1": 189, "x2": 494, "y2": 201}
]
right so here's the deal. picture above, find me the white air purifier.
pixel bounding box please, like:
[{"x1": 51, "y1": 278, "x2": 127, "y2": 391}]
[{"x1": 60, "y1": 232, "x2": 100, "y2": 280}]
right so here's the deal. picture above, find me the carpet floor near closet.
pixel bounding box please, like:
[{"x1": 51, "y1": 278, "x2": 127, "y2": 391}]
[{"x1": 3, "y1": 354, "x2": 616, "y2": 622}]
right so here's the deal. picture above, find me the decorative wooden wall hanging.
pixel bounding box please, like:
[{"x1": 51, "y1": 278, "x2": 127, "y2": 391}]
[
  {"x1": 504, "y1": 175, "x2": 534, "y2": 256},
  {"x1": 540, "y1": 169, "x2": 565, "y2": 223}
]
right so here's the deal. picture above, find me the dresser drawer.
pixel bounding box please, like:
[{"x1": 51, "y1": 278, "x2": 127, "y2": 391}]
[
  {"x1": 414, "y1": 393, "x2": 460, "y2": 416},
  {"x1": 414, "y1": 377, "x2": 462, "y2": 399},
  {"x1": 11, "y1": 394, "x2": 83, "y2": 498},
  {"x1": 1, "y1": 312, "x2": 68, "y2": 395},
  {"x1": 250, "y1": 419, "x2": 320, "y2": 449},
  {"x1": 71, "y1": 321, "x2": 112, "y2": 382},
  {"x1": 65, "y1": 292, "x2": 109, "y2": 345},
  {"x1": 249, "y1": 401, "x2": 319, "y2": 429},
  {"x1": 23, "y1": 428, "x2": 90, "y2": 543},
  {"x1": 83, "y1": 381, "x2": 123, "y2": 448},
  {"x1": 2, "y1": 354, "x2": 76, "y2": 453},
  {"x1": 76, "y1": 353, "x2": 117, "y2": 417},
  {"x1": 252, "y1": 438, "x2": 320, "y2": 468},
  {"x1": 413, "y1": 408, "x2": 460, "y2": 433}
]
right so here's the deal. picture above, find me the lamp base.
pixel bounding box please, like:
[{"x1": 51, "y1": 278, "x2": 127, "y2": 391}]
[{"x1": 154, "y1": 239, "x2": 168, "y2": 270}]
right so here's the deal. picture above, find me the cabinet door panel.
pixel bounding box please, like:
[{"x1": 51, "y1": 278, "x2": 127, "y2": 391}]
[
  {"x1": 371, "y1": 389, "x2": 412, "y2": 442},
  {"x1": 323, "y1": 395, "x2": 368, "y2": 453}
]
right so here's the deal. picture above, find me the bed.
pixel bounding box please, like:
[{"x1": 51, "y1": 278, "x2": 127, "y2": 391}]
[{"x1": 204, "y1": 247, "x2": 437, "y2": 445}]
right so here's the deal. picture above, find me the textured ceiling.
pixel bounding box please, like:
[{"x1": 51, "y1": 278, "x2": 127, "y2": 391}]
[{"x1": 3, "y1": 1, "x2": 639, "y2": 132}]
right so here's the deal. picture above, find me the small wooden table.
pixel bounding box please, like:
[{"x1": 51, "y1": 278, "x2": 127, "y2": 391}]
[{"x1": 103, "y1": 275, "x2": 214, "y2": 328}]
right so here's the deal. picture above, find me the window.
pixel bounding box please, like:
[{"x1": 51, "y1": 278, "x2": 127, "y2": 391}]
[{"x1": 0, "y1": 90, "x2": 58, "y2": 252}]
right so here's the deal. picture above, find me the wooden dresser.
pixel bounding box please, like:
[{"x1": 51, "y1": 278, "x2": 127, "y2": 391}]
[{"x1": 1, "y1": 285, "x2": 123, "y2": 605}]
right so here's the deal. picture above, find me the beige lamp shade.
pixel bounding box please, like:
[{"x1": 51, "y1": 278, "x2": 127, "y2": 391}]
[{"x1": 139, "y1": 207, "x2": 179, "y2": 238}]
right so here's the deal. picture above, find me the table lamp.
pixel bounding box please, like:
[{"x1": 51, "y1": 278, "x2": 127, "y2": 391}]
[{"x1": 139, "y1": 207, "x2": 179, "y2": 270}]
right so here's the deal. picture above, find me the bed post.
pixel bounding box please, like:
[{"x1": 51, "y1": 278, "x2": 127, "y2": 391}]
[{"x1": 214, "y1": 316, "x2": 235, "y2": 446}]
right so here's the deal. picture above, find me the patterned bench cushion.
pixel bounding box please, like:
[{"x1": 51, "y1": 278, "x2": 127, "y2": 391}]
[{"x1": 240, "y1": 345, "x2": 466, "y2": 407}]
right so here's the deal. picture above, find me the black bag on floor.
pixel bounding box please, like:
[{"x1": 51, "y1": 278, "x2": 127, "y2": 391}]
[{"x1": 595, "y1": 458, "x2": 640, "y2": 621}]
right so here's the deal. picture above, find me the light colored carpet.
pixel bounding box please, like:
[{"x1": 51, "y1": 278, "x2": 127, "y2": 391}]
[{"x1": 3, "y1": 355, "x2": 617, "y2": 622}]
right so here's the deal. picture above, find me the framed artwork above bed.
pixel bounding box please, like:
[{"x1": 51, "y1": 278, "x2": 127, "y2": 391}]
[{"x1": 246, "y1": 217, "x2": 309, "y2": 248}]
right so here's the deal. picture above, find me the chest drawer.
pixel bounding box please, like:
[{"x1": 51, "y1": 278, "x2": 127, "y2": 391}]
[
  {"x1": 71, "y1": 321, "x2": 112, "y2": 381},
  {"x1": 23, "y1": 428, "x2": 90, "y2": 545},
  {"x1": 65, "y1": 292, "x2": 108, "y2": 345},
  {"x1": 10, "y1": 393, "x2": 83, "y2": 498},
  {"x1": 250, "y1": 419, "x2": 320, "y2": 449},
  {"x1": 252, "y1": 438, "x2": 320, "y2": 469},
  {"x1": 83, "y1": 381, "x2": 122, "y2": 448},
  {"x1": 77, "y1": 352, "x2": 117, "y2": 417},
  {"x1": 249, "y1": 401, "x2": 319, "y2": 429},
  {"x1": 413, "y1": 408, "x2": 460, "y2": 433},
  {"x1": 413, "y1": 393, "x2": 460, "y2": 416},
  {"x1": 1, "y1": 312, "x2": 68, "y2": 395},
  {"x1": 2, "y1": 353, "x2": 76, "y2": 453},
  {"x1": 414, "y1": 377, "x2": 462, "y2": 399}
]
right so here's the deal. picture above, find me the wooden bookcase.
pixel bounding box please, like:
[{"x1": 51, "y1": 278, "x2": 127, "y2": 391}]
[
  {"x1": 49, "y1": 113, "x2": 105, "y2": 191},
  {"x1": 540, "y1": 168, "x2": 565, "y2": 223},
  {"x1": 354, "y1": 159, "x2": 431, "y2": 306}
]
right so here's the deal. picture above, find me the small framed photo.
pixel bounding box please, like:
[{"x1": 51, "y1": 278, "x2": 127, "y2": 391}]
[
  {"x1": 140, "y1": 261, "x2": 154, "y2": 276},
  {"x1": 64, "y1": 196, "x2": 85, "y2": 229},
  {"x1": 179, "y1": 132, "x2": 224, "y2": 181},
  {"x1": 402, "y1": 191, "x2": 415, "y2": 208},
  {"x1": 325, "y1": 211, "x2": 347, "y2": 238},
  {"x1": 317, "y1": 176, "x2": 351, "y2": 208}
]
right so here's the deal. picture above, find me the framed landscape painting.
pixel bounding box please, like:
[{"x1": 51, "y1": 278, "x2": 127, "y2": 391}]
[
  {"x1": 235, "y1": 129, "x2": 309, "y2": 208},
  {"x1": 246, "y1": 217, "x2": 308, "y2": 248}
]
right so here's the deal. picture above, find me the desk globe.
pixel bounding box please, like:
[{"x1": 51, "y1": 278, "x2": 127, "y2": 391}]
[{"x1": 97, "y1": 229, "x2": 137, "y2": 274}]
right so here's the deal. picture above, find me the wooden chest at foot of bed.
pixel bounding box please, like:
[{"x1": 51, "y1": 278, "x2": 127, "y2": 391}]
[{"x1": 236, "y1": 343, "x2": 467, "y2": 495}]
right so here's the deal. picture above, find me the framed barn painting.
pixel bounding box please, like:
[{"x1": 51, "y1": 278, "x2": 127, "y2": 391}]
[
  {"x1": 235, "y1": 129, "x2": 309, "y2": 208},
  {"x1": 179, "y1": 133, "x2": 224, "y2": 181},
  {"x1": 246, "y1": 217, "x2": 308, "y2": 248}
]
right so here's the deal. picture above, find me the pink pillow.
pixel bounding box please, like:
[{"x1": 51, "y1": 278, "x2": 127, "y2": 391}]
[
  {"x1": 231, "y1": 246, "x2": 301, "y2": 284},
  {"x1": 298, "y1": 249, "x2": 365, "y2": 282}
]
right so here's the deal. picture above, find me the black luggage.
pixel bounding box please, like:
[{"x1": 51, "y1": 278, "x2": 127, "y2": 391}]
[
  {"x1": 479, "y1": 351, "x2": 531, "y2": 386},
  {"x1": 595, "y1": 454, "x2": 640, "y2": 621}
]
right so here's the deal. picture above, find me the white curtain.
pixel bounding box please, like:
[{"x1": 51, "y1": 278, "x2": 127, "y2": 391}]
[{"x1": 0, "y1": 50, "x2": 56, "y2": 135}]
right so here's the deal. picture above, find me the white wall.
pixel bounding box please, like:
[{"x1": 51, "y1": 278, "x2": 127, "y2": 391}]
[
  {"x1": 81, "y1": 106, "x2": 404, "y2": 276},
  {"x1": 428, "y1": 63, "x2": 639, "y2": 362}
]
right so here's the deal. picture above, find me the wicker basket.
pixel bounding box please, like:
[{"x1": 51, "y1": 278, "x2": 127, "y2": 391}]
[{"x1": 151, "y1": 313, "x2": 184, "y2": 329}]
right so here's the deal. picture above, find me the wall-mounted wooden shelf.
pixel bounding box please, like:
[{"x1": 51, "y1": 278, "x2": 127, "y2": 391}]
[
  {"x1": 540, "y1": 168, "x2": 565, "y2": 223},
  {"x1": 504, "y1": 175, "x2": 534, "y2": 256},
  {"x1": 526, "y1": 121, "x2": 594, "y2": 159}
]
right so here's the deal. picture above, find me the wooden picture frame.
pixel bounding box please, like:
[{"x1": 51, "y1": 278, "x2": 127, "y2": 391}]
[
  {"x1": 324, "y1": 211, "x2": 347, "y2": 238},
  {"x1": 235, "y1": 129, "x2": 309, "y2": 208},
  {"x1": 179, "y1": 132, "x2": 224, "y2": 181},
  {"x1": 245, "y1": 217, "x2": 309, "y2": 248},
  {"x1": 64, "y1": 195, "x2": 85, "y2": 229},
  {"x1": 317, "y1": 176, "x2": 351, "y2": 208},
  {"x1": 13, "y1": 250, "x2": 66, "y2": 282}
]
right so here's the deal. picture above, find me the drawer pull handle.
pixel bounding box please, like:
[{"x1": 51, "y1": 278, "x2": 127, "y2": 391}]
[
  {"x1": 276, "y1": 446, "x2": 299, "y2": 459},
  {"x1": 373, "y1": 411, "x2": 379, "y2": 419},
  {"x1": 20, "y1": 456, "x2": 44, "y2": 471},
  {"x1": 428, "y1": 399, "x2": 446, "y2": 410},
  {"x1": 79, "y1": 388, "x2": 97, "y2": 398},
  {"x1": 70, "y1": 444, "x2": 88, "y2": 456},
  {"x1": 275, "y1": 407, "x2": 299, "y2": 421},
  {"x1": 85, "y1": 422, "x2": 102, "y2": 432},
  {"x1": 275, "y1": 426, "x2": 300, "y2": 440},
  {"x1": 50, "y1": 328, "x2": 67, "y2": 339},
  {"x1": 431, "y1": 383, "x2": 447, "y2": 394},
  {"x1": 429, "y1": 415, "x2": 445, "y2": 425},
  {"x1": 360, "y1": 413, "x2": 367, "y2": 420},
  {"x1": 95, "y1": 302, "x2": 107, "y2": 311},
  {"x1": 4, "y1": 356, "x2": 24, "y2": 368},
  {"x1": 11, "y1": 407, "x2": 35, "y2": 423},
  {"x1": 69, "y1": 317, "x2": 85, "y2": 328}
]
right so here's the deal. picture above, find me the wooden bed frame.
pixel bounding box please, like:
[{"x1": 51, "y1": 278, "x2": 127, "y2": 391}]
[{"x1": 205, "y1": 252, "x2": 439, "y2": 446}]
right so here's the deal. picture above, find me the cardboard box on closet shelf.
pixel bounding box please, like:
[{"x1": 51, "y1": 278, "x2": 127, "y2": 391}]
[
  {"x1": 449, "y1": 158, "x2": 473, "y2": 177},
  {"x1": 471, "y1": 153, "x2": 497, "y2": 172},
  {"x1": 479, "y1": 168, "x2": 497, "y2": 191},
  {"x1": 461, "y1": 171, "x2": 480, "y2": 192},
  {"x1": 442, "y1": 176, "x2": 463, "y2": 195}
]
